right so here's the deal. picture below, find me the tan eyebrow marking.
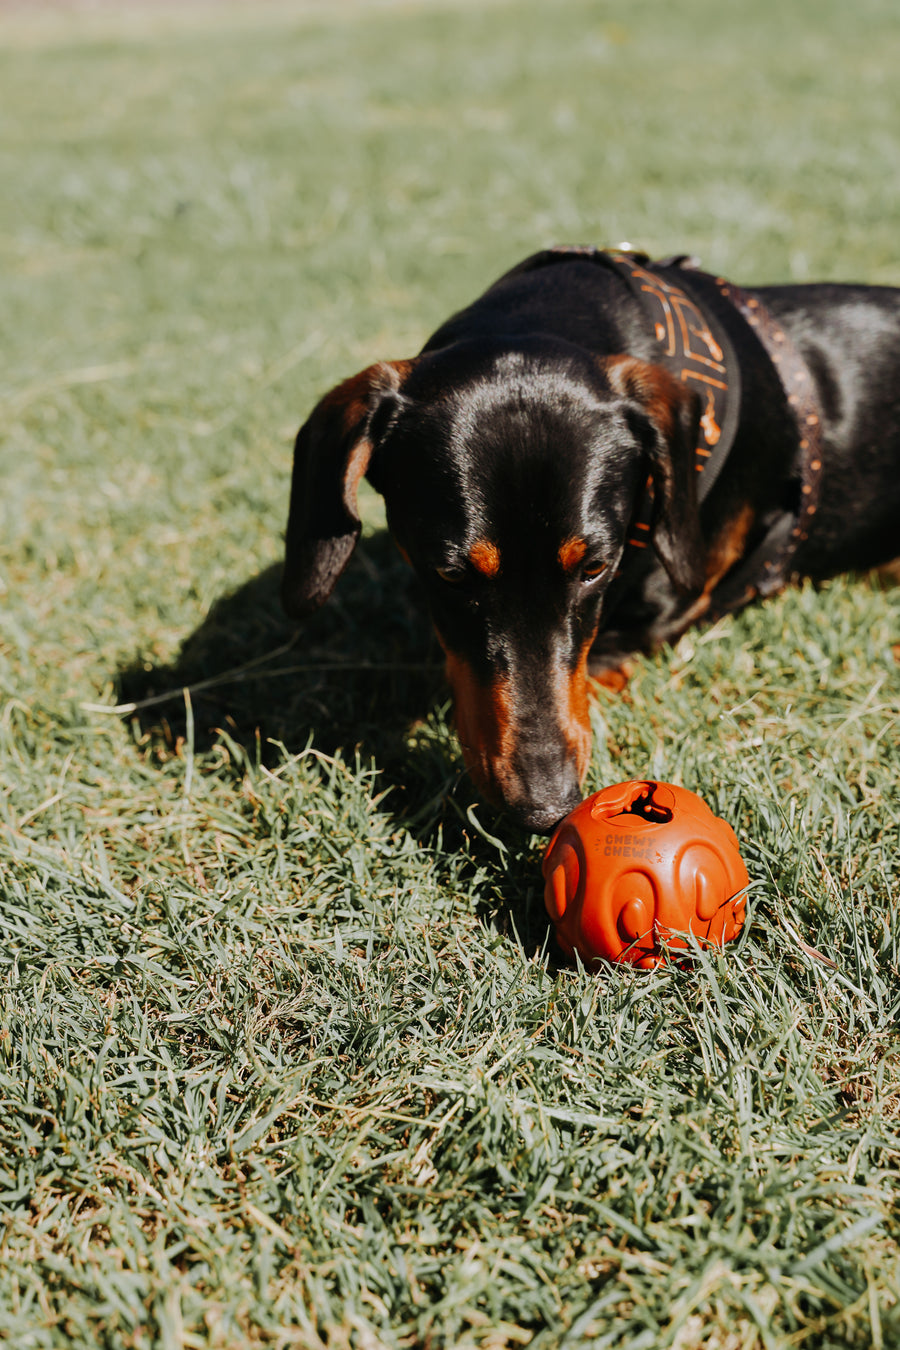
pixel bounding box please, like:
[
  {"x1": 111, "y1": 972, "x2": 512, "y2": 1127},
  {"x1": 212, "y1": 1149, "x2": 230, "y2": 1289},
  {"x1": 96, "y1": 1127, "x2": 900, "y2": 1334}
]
[
  {"x1": 468, "y1": 539, "x2": 501, "y2": 577},
  {"x1": 558, "y1": 536, "x2": 588, "y2": 572}
]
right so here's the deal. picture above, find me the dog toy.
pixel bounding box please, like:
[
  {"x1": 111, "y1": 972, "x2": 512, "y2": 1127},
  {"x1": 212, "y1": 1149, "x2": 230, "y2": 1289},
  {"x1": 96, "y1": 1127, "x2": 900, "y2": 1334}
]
[{"x1": 542, "y1": 780, "x2": 748, "y2": 968}]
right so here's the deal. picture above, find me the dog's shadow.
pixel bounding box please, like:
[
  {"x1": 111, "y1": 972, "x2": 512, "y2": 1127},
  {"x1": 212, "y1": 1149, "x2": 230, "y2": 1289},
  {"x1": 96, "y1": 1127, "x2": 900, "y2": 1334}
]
[
  {"x1": 119, "y1": 531, "x2": 453, "y2": 805},
  {"x1": 117, "y1": 529, "x2": 552, "y2": 949}
]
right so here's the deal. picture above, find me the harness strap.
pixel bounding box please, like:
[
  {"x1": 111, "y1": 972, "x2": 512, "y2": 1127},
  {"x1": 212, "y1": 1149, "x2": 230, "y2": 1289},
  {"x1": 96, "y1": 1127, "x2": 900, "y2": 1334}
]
[
  {"x1": 707, "y1": 276, "x2": 825, "y2": 616},
  {"x1": 603, "y1": 249, "x2": 738, "y2": 560},
  {"x1": 606, "y1": 251, "x2": 739, "y2": 504},
  {"x1": 518, "y1": 246, "x2": 738, "y2": 513},
  {"x1": 503, "y1": 246, "x2": 825, "y2": 615}
]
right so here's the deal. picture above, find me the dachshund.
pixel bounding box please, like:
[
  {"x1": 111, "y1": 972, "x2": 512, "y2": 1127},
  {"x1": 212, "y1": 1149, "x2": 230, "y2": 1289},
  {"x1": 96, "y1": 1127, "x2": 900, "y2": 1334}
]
[{"x1": 281, "y1": 247, "x2": 900, "y2": 831}]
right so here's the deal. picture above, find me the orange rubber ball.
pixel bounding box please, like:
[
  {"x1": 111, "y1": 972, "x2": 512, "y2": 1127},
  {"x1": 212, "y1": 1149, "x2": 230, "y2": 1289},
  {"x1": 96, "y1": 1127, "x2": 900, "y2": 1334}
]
[{"x1": 542, "y1": 780, "x2": 749, "y2": 969}]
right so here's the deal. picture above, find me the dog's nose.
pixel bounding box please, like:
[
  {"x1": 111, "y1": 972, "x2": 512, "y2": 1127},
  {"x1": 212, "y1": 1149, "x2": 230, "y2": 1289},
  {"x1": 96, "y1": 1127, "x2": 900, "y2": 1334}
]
[
  {"x1": 488, "y1": 734, "x2": 586, "y2": 833},
  {"x1": 506, "y1": 779, "x2": 583, "y2": 835}
]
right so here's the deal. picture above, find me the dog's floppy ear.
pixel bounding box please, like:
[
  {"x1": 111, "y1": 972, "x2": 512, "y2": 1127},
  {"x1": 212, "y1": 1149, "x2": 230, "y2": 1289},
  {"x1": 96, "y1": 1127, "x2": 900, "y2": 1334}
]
[
  {"x1": 281, "y1": 360, "x2": 412, "y2": 618},
  {"x1": 603, "y1": 356, "x2": 705, "y2": 593}
]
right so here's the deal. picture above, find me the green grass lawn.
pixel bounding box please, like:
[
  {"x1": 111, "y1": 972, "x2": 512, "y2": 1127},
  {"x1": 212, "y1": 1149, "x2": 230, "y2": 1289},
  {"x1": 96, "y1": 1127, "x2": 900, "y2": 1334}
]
[{"x1": 1, "y1": 1, "x2": 899, "y2": 1345}]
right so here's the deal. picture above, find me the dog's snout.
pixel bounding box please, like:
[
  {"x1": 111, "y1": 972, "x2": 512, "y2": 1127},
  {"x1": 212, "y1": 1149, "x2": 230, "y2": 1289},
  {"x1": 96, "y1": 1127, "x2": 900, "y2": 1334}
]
[
  {"x1": 507, "y1": 786, "x2": 583, "y2": 835},
  {"x1": 497, "y1": 743, "x2": 585, "y2": 834},
  {"x1": 445, "y1": 650, "x2": 592, "y2": 832}
]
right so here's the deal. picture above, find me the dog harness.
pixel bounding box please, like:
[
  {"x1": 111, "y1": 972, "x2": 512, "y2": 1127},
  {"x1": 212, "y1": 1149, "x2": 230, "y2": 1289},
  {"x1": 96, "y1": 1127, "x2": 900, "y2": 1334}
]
[{"x1": 510, "y1": 246, "x2": 825, "y2": 619}]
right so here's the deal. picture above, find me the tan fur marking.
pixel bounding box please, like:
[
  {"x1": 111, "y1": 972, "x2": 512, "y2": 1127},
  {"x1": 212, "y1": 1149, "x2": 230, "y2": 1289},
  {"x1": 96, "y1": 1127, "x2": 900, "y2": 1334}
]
[
  {"x1": 316, "y1": 359, "x2": 414, "y2": 519},
  {"x1": 321, "y1": 359, "x2": 413, "y2": 435},
  {"x1": 443, "y1": 649, "x2": 516, "y2": 801},
  {"x1": 558, "y1": 638, "x2": 595, "y2": 784},
  {"x1": 468, "y1": 539, "x2": 501, "y2": 578},
  {"x1": 602, "y1": 354, "x2": 679, "y2": 441},
  {"x1": 558, "y1": 536, "x2": 588, "y2": 572},
  {"x1": 704, "y1": 503, "x2": 756, "y2": 595},
  {"x1": 342, "y1": 438, "x2": 373, "y2": 515},
  {"x1": 675, "y1": 503, "x2": 758, "y2": 628},
  {"x1": 591, "y1": 663, "x2": 633, "y2": 693}
]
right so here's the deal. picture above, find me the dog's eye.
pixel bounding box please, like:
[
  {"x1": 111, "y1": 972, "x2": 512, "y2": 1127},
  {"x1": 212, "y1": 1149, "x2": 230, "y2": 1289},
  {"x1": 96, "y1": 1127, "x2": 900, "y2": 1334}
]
[
  {"x1": 435, "y1": 565, "x2": 467, "y2": 585},
  {"x1": 581, "y1": 561, "x2": 609, "y2": 583}
]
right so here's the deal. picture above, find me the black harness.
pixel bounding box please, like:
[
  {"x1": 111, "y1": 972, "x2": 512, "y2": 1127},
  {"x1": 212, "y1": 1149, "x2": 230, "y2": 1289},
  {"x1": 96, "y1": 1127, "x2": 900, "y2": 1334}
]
[{"x1": 505, "y1": 246, "x2": 824, "y2": 619}]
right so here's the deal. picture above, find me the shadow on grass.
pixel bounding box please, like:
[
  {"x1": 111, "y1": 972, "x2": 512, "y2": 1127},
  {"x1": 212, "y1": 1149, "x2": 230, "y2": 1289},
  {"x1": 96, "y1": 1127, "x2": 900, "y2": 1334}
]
[
  {"x1": 118, "y1": 531, "x2": 451, "y2": 798},
  {"x1": 117, "y1": 528, "x2": 554, "y2": 950}
]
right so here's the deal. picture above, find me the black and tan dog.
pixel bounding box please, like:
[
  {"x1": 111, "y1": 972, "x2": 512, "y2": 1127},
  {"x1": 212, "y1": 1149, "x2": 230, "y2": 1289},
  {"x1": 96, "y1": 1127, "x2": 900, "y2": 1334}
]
[{"x1": 281, "y1": 248, "x2": 900, "y2": 831}]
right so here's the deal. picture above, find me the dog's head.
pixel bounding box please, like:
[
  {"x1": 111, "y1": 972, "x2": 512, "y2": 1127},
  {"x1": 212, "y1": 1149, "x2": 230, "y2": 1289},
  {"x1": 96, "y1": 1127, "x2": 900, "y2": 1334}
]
[{"x1": 283, "y1": 338, "x2": 703, "y2": 831}]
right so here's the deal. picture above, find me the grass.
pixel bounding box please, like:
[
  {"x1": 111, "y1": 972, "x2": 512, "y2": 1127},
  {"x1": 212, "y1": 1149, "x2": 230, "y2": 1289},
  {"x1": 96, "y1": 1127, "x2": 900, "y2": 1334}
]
[{"x1": 1, "y1": 0, "x2": 899, "y2": 1345}]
